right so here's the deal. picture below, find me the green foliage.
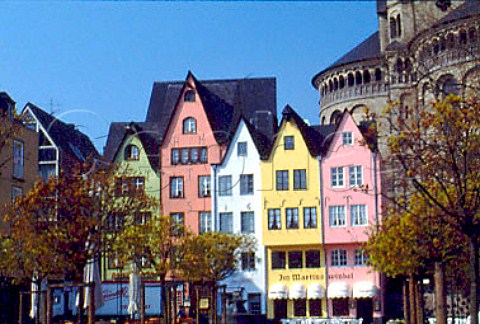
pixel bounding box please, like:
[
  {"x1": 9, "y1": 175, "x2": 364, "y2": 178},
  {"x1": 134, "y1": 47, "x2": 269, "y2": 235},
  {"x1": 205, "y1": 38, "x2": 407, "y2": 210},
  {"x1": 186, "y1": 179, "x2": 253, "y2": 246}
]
[
  {"x1": 180, "y1": 231, "x2": 255, "y2": 283},
  {"x1": 0, "y1": 164, "x2": 156, "y2": 282}
]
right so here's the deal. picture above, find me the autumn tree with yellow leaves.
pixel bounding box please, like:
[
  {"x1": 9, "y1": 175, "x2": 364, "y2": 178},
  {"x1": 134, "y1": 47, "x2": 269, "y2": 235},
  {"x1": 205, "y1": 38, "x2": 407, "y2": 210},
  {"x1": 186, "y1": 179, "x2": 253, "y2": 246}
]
[{"x1": 367, "y1": 95, "x2": 480, "y2": 324}]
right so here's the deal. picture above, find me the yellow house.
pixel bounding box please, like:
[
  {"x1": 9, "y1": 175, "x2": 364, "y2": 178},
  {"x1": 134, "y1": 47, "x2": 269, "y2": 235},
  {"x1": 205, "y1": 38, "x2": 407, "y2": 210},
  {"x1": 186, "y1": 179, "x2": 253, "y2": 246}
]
[
  {"x1": 102, "y1": 122, "x2": 161, "y2": 281},
  {"x1": 262, "y1": 105, "x2": 334, "y2": 321}
]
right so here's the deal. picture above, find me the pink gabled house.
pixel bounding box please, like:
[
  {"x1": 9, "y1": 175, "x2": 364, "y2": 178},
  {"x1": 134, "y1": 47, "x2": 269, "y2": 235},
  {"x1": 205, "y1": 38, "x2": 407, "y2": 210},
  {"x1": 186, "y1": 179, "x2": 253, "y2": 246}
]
[
  {"x1": 321, "y1": 111, "x2": 384, "y2": 324},
  {"x1": 159, "y1": 73, "x2": 231, "y2": 234}
]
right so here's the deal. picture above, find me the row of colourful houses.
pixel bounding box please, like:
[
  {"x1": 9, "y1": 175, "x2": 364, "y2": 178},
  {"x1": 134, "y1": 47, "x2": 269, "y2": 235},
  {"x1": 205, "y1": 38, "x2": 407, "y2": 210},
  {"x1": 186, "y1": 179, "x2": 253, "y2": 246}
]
[{"x1": 103, "y1": 72, "x2": 385, "y2": 323}]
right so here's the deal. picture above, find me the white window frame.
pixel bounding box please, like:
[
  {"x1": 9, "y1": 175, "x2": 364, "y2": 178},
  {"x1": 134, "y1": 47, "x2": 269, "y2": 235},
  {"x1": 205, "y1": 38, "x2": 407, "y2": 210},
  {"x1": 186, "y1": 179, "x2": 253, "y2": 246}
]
[
  {"x1": 198, "y1": 175, "x2": 211, "y2": 198},
  {"x1": 331, "y1": 167, "x2": 344, "y2": 188},
  {"x1": 241, "y1": 211, "x2": 255, "y2": 234},
  {"x1": 237, "y1": 142, "x2": 247, "y2": 157},
  {"x1": 354, "y1": 248, "x2": 369, "y2": 266},
  {"x1": 331, "y1": 249, "x2": 348, "y2": 267},
  {"x1": 199, "y1": 211, "x2": 212, "y2": 234},
  {"x1": 351, "y1": 204, "x2": 367, "y2": 226},
  {"x1": 329, "y1": 205, "x2": 346, "y2": 227},
  {"x1": 240, "y1": 174, "x2": 254, "y2": 195},
  {"x1": 219, "y1": 212, "x2": 233, "y2": 233},
  {"x1": 170, "y1": 177, "x2": 184, "y2": 198},
  {"x1": 349, "y1": 165, "x2": 363, "y2": 187},
  {"x1": 342, "y1": 132, "x2": 353, "y2": 145},
  {"x1": 13, "y1": 140, "x2": 24, "y2": 179}
]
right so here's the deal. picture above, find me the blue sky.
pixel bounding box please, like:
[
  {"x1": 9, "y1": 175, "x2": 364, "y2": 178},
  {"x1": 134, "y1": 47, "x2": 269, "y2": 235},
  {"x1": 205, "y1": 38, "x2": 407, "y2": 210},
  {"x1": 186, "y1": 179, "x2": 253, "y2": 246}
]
[{"x1": 0, "y1": 1, "x2": 377, "y2": 152}]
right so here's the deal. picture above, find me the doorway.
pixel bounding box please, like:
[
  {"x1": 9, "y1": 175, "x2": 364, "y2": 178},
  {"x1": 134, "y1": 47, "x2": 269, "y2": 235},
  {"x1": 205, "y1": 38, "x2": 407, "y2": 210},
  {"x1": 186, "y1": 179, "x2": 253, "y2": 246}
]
[{"x1": 357, "y1": 299, "x2": 373, "y2": 324}]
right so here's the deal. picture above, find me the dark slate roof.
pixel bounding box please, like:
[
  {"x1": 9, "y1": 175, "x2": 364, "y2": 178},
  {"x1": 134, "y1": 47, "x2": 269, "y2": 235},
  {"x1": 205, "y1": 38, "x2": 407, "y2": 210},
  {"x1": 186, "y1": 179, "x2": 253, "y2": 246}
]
[
  {"x1": 145, "y1": 72, "x2": 277, "y2": 144},
  {"x1": 103, "y1": 122, "x2": 129, "y2": 163},
  {"x1": 280, "y1": 105, "x2": 335, "y2": 157},
  {"x1": 0, "y1": 92, "x2": 15, "y2": 116},
  {"x1": 26, "y1": 103, "x2": 99, "y2": 163},
  {"x1": 436, "y1": 0, "x2": 480, "y2": 26},
  {"x1": 103, "y1": 122, "x2": 161, "y2": 169},
  {"x1": 312, "y1": 31, "x2": 381, "y2": 86}
]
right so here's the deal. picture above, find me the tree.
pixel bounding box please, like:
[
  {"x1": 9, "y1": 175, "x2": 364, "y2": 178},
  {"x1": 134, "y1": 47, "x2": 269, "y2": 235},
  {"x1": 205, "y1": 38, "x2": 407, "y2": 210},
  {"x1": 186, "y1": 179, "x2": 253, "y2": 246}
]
[
  {"x1": 382, "y1": 95, "x2": 480, "y2": 324},
  {"x1": 0, "y1": 163, "x2": 156, "y2": 322},
  {"x1": 366, "y1": 189, "x2": 469, "y2": 324},
  {"x1": 180, "y1": 231, "x2": 255, "y2": 324},
  {"x1": 113, "y1": 215, "x2": 191, "y2": 324}
]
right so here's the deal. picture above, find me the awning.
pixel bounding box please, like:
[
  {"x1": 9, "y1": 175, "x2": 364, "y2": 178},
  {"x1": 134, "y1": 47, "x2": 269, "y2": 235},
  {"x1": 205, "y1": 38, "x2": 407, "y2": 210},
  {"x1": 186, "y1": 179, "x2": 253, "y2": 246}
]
[
  {"x1": 268, "y1": 283, "x2": 288, "y2": 299},
  {"x1": 307, "y1": 283, "x2": 325, "y2": 299},
  {"x1": 289, "y1": 283, "x2": 307, "y2": 299},
  {"x1": 327, "y1": 282, "x2": 351, "y2": 298},
  {"x1": 353, "y1": 281, "x2": 377, "y2": 298}
]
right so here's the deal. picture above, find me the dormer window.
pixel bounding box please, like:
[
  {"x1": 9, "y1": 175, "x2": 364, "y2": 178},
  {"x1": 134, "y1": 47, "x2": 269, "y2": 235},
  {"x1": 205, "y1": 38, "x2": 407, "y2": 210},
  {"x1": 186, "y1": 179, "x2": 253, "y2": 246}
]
[
  {"x1": 184, "y1": 90, "x2": 195, "y2": 102},
  {"x1": 183, "y1": 117, "x2": 197, "y2": 134},
  {"x1": 124, "y1": 144, "x2": 139, "y2": 160}
]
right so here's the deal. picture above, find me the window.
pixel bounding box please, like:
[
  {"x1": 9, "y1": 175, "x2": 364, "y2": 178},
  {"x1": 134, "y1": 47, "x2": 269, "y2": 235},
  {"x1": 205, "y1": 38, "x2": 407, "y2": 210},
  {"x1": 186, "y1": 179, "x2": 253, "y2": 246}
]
[
  {"x1": 135, "y1": 212, "x2": 151, "y2": 225},
  {"x1": 284, "y1": 136, "x2": 294, "y2": 150},
  {"x1": 107, "y1": 213, "x2": 124, "y2": 232},
  {"x1": 183, "y1": 117, "x2": 197, "y2": 134},
  {"x1": 171, "y1": 149, "x2": 180, "y2": 165},
  {"x1": 351, "y1": 205, "x2": 367, "y2": 226},
  {"x1": 199, "y1": 212, "x2": 212, "y2": 234},
  {"x1": 39, "y1": 164, "x2": 56, "y2": 181},
  {"x1": 304, "y1": 207, "x2": 317, "y2": 229},
  {"x1": 173, "y1": 147, "x2": 208, "y2": 165},
  {"x1": 237, "y1": 142, "x2": 247, "y2": 156},
  {"x1": 306, "y1": 250, "x2": 321, "y2": 268},
  {"x1": 198, "y1": 176, "x2": 211, "y2": 198},
  {"x1": 274, "y1": 300, "x2": 287, "y2": 320},
  {"x1": 271, "y1": 251, "x2": 286, "y2": 269},
  {"x1": 170, "y1": 177, "x2": 184, "y2": 198},
  {"x1": 329, "y1": 206, "x2": 346, "y2": 227},
  {"x1": 241, "y1": 252, "x2": 255, "y2": 271},
  {"x1": 268, "y1": 209, "x2": 281, "y2": 230},
  {"x1": 309, "y1": 300, "x2": 322, "y2": 317},
  {"x1": 286, "y1": 208, "x2": 299, "y2": 229},
  {"x1": 248, "y1": 294, "x2": 261, "y2": 315},
  {"x1": 288, "y1": 251, "x2": 303, "y2": 269},
  {"x1": 331, "y1": 249, "x2": 348, "y2": 267},
  {"x1": 12, "y1": 186, "x2": 23, "y2": 202},
  {"x1": 184, "y1": 90, "x2": 195, "y2": 102},
  {"x1": 170, "y1": 213, "x2": 184, "y2": 236},
  {"x1": 124, "y1": 144, "x2": 139, "y2": 160},
  {"x1": 355, "y1": 248, "x2": 369, "y2": 266},
  {"x1": 181, "y1": 148, "x2": 189, "y2": 164},
  {"x1": 108, "y1": 251, "x2": 124, "y2": 269},
  {"x1": 331, "y1": 167, "x2": 344, "y2": 187},
  {"x1": 293, "y1": 169, "x2": 307, "y2": 190},
  {"x1": 276, "y1": 170, "x2": 289, "y2": 191},
  {"x1": 13, "y1": 140, "x2": 24, "y2": 179},
  {"x1": 218, "y1": 175, "x2": 232, "y2": 196},
  {"x1": 332, "y1": 299, "x2": 349, "y2": 317},
  {"x1": 241, "y1": 212, "x2": 254, "y2": 233},
  {"x1": 200, "y1": 147, "x2": 208, "y2": 163},
  {"x1": 342, "y1": 132, "x2": 353, "y2": 145},
  {"x1": 294, "y1": 299, "x2": 307, "y2": 317},
  {"x1": 219, "y1": 212, "x2": 233, "y2": 233},
  {"x1": 240, "y1": 174, "x2": 254, "y2": 195},
  {"x1": 349, "y1": 166, "x2": 363, "y2": 187},
  {"x1": 116, "y1": 177, "x2": 145, "y2": 196}
]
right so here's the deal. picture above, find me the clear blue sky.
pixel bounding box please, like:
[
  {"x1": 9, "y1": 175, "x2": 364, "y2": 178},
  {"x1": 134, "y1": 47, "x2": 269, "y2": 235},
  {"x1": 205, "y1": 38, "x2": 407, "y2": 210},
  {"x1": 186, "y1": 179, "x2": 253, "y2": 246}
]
[{"x1": 0, "y1": 1, "x2": 377, "y2": 153}]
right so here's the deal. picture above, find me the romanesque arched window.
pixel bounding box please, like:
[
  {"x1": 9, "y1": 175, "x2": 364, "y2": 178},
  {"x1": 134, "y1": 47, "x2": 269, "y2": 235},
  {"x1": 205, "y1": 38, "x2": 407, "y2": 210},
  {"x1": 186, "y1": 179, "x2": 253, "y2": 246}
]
[
  {"x1": 459, "y1": 29, "x2": 468, "y2": 45},
  {"x1": 390, "y1": 17, "x2": 397, "y2": 39},
  {"x1": 339, "y1": 76, "x2": 345, "y2": 89},
  {"x1": 347, "y1": 73, "x2": 354, "y2": 87},
  {"x1": 334, "y1": 78, "x2": 339, "y2": 91},
  {"x1": 363, "y1": 70, "x2": 371, "y2": 84},
  {"x1": 355, "y1": 71, "x2": 363, "y2": 85},
  {"x1": 375, "y1": 68, "x2": 382, "y2": 82},
  {"x1": 468, "y1": 27, "x2": 477, "y2": 43},
  {"x1": 330, "y1": 110, "x2": 342, "y2": 125},
  {"x1": 446, "y1": 33, "x2": 455, "y2": 49}
]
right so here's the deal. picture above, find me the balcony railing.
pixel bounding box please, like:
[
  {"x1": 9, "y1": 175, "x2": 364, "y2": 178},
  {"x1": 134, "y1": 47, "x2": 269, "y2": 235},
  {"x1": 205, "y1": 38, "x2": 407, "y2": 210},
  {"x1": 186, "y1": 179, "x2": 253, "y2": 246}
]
[{"x1": 320, "y1": 82, "x2": 389, "y2": 109}]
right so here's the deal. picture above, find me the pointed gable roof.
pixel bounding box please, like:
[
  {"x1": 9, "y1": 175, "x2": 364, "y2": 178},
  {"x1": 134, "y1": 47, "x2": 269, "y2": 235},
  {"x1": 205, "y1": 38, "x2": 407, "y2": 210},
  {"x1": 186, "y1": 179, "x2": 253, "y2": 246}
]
[
  {"x1": 278, "y1": 105, "x2": 336, "y2": 157},
  {"x1": 25, "y1": 102, "x2": 99, "y2": 162},
  {"x1": 106, "y1": 122, "x2": 160, "y2": 169},
  {"x1": 145, "y1": 71, "x2": 277, "y2": 145}
]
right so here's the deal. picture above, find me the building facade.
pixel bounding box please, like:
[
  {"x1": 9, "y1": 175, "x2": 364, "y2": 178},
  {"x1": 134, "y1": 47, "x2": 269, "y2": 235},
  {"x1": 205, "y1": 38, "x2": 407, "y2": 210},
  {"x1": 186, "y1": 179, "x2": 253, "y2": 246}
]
[
  {"x1": 321, "y1": 112, "x2": 383, "y2": 324},
  {"x1": 214, "y1": 118, "x2": 271, "y2": 317},
  {"x1": 0, "y1": 92, "x2": 38, "y2": 233},
  {"x1": 262, "y1": 106, "x2": 333, "y2": 322}
]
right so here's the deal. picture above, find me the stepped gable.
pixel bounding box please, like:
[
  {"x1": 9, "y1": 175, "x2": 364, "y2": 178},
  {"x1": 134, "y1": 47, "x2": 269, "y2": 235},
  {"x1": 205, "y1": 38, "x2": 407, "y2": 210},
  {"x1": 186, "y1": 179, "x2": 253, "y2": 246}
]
[
  {"x1": 281, "y1": 105, "x2": 335, "y2": 157},
  {"x1": 27, "y1": 103, "x2": 99, "y2": 162}
]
